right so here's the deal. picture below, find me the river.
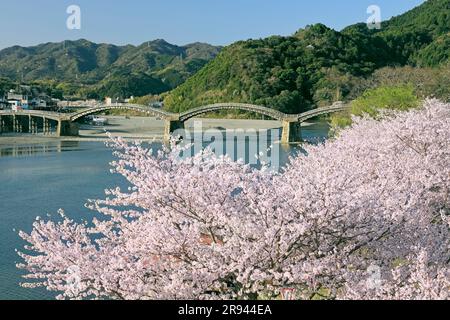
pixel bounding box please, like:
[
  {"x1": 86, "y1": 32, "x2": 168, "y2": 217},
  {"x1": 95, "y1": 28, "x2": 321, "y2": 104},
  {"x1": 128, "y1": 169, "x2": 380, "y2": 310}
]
[{"x1": 0, "y1": 119, "x2": 330, "y2": 300}]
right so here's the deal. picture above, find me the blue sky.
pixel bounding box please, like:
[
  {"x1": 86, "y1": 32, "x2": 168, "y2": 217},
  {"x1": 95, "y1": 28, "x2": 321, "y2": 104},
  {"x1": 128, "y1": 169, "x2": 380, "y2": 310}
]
[{"x1": 0, "y1": 0, "x2": 425, "y2": 49}]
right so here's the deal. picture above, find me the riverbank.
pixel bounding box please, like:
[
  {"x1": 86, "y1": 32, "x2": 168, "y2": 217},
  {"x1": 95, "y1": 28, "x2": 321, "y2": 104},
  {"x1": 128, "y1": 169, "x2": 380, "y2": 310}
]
[{"x1": 0, "y1": 116, "x2": 317, "y2": 145}]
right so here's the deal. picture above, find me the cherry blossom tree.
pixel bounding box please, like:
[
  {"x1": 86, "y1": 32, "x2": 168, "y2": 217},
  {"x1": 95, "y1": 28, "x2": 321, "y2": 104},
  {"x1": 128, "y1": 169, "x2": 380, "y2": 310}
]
[{"x1": 17, "y1": 99, "x2": 449, "y2": 300}]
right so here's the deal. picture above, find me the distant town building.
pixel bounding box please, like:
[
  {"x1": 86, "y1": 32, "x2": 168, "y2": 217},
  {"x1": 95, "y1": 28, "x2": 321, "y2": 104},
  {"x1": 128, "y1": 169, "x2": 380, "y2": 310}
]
[
  {"x1": 105, "y1": 97, "x2": 127, "y2": 106},
  {"x1": 57, "y1": 99, "x2": 98, "y2": 110},
  {"x1": 7, "y1": 90, "x2": 29, "y2": 110},
  {"x1": 30, "y1": 94, "x2": 54, "y2": 110},
  {"x1": 106, "y1": 97, "x2": 117, "y2": 106},
  {"x1": 7, "y1": 91, "x2": 27, "y2": 101},
  {"x1": 31, "y1": 98, "x2": 47, "y2": 108},
  {"x1": 2, "y1": 89, "x2": 57, "y2": 111}
]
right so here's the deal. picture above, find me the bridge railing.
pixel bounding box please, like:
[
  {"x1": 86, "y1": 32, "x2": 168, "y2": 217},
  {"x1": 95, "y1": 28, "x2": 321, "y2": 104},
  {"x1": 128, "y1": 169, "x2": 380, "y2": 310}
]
[
  {"x1": 0, "y1": 109, "x2": 59, "y2": 116},
  {"x1": 68, "y1": 103, "x2": 174, "y2": 121},
  {"x1": 1, "y1": 102, "x2": 350, "y2": 124},
  {"x1": 179, "y1": 103, "x2": 288, "y2": 122},
  {"x1": 296, "y1": 103, "x2": 348, "y2": 122},
  {"x1": 0, "y1": 109, "x2": 67, "y2": 120}
]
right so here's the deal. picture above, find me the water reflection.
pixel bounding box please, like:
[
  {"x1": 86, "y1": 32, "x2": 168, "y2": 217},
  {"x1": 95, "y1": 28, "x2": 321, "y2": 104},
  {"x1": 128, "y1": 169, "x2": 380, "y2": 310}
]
[
  {"x1": 0, "y1": 141, "x2": 81, "y2": 158},
  {"x1": 0, "y1": 120, "x2": 330, "y2": 162}
]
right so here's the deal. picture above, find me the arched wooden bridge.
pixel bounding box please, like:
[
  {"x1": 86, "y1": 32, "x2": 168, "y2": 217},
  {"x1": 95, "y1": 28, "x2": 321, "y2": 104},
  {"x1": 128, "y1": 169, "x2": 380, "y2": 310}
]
[
  {"x1": 0, "y1": 102, "x2": 348, "y2": 143},
  {"x1": 69, "y1": 104, "x2": 174, "y2": 122}
]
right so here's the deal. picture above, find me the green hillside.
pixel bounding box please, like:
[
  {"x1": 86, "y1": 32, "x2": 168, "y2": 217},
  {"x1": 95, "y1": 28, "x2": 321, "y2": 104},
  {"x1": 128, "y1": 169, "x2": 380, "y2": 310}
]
[
  {"x1": 0, "y1": 39, "x2": 221, "y2": 98},
  {"x1": 164, "y1": 0, "x2": 450, "y2": 113}
]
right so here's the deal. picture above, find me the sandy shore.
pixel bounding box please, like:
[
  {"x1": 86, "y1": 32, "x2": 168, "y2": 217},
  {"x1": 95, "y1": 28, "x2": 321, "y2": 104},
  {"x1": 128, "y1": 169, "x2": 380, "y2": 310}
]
[{"x1": 0, "y1": 116, "x2": 315, "y2": 145}]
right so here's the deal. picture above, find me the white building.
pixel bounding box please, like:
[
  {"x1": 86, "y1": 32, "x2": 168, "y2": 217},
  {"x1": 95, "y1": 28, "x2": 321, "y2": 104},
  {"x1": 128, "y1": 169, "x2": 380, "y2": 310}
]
[
  {"x1": 105, "y1": 97, "x2": 123, "y2": 106},
  {"x1": 7, "y1": 90, "x2": 29, "y2": 109},
  {"x1": 31, "y1": 98, "x2": 47, "y2": 108}
]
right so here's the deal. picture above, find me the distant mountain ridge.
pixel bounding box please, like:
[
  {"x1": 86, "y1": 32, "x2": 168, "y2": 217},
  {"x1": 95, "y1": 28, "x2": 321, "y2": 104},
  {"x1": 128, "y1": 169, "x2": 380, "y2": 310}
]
[{"x1": 0, "y1": 38, "x2": 222, "y2": 97}]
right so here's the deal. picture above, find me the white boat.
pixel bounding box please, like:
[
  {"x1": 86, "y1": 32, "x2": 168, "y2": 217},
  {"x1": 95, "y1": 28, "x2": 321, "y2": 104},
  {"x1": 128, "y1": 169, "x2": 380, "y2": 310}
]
[
  {"x1": 92, "y1": 116, "x2": 108, "y2": 126},
  {"x1": 85, "y1": 115, "x2": 109, "y2": 126}
]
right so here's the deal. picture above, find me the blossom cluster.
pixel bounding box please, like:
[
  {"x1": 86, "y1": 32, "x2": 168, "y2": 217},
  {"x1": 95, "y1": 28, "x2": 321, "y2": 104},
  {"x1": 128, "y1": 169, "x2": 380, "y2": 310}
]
[{"x1": 17, "y1": 100, "x2": 449, "y2": 300}]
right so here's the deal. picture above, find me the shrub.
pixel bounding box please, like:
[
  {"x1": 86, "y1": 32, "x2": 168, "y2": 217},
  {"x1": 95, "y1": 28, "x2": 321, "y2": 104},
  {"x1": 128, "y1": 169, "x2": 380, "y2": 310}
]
[
  {"x1": 351, "y1": 85, "x2": 419, "y2": 116},
  {"x1": 331, "y1": 85, "x2": 420, "y2": 131}
]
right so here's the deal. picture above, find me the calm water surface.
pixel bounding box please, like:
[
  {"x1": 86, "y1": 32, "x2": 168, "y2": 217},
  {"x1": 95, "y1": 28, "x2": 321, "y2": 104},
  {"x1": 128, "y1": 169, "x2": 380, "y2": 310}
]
[{"x1": 0, "y1": 121, "x2": 329, "y2": 300}]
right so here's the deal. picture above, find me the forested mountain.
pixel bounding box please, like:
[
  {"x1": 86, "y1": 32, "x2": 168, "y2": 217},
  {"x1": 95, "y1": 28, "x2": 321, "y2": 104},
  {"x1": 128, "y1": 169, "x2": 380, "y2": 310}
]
[
  {"x1": 0, "y1": 0, "x2": 448, "y2": 106},
  {"x1": 164, "y1": 0, "x2": 450, "y2": 113},
  {"x1": 0, "y1": 39, "x2": 221, "y2": 98},
  {"x1": 343, "y1": 0, "x2": 450, "y2": 66}
]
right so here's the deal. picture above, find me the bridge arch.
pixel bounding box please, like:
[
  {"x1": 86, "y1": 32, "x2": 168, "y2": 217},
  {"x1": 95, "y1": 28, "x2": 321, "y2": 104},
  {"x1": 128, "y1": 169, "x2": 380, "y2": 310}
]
[
  {"x1": 0, "y1": 102, "x2": 349, "y2": 143},
  {"x1": 179, "y1": 103, "x2": 288, "y2": 122},
  {"x1": 69, "y1": 104, "x2": 173, "y2": 122},
  {"x1": 296, "y1": 103, "x2": 349, "y2": 122}
]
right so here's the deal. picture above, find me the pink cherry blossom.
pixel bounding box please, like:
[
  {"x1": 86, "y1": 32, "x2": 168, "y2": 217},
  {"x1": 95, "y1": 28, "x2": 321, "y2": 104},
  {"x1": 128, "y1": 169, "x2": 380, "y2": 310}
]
[{"x1": 17, "y1": 99, "x2": 449, "y2": 300}]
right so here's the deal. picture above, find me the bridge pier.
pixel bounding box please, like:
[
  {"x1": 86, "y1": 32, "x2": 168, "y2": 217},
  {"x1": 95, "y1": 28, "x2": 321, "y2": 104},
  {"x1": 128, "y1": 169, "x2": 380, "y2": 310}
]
[
  {"x1": 18, "y1": 117, "x2": 23, "y2": 133},
  {"x1": 43, "y1": 118, "x2": 49, "y2": 135},
  {"x1": 281, "y1": 120, "x2": 302, "y2": 144},
  {"x1": 30, "y1": 117, "x2": 38, "y2": 134},
  {"x1": 56, "y1": 120, "x2": 79, "y2": 137},
  {"x1": 2, "y1": 116, "x2": 11, "y2": 133},
  {"x1": 12, "y1": 115, "x2": 23, "y2": 133},
  {"x1": 164, "y1": 119, "x2": 185, "y2": 143},
  {"x1": 28, "y1": 115, "x2": 34, "y2": 134}
]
